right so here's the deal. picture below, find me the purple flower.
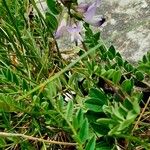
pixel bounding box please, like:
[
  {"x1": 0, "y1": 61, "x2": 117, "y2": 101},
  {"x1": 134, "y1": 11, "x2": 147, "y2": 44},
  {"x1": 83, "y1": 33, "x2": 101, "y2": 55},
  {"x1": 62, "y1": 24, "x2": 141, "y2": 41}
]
[
  {"x1": 67, "y1": 23, "x2": 83, "y2": 42},
  {"x1": 85, "y1": 16, "x2": 105, "y2": 27},
  {"x1": 77, "y1": 0, "x2": 105, "y2": 27},
  {"x1": 55, "y1": 17, "x2": 83, "y2": 42},
  {"x1": 76, "y1": 2, "x2": 90, "y2": 13},
  {"x1": 55, "y1": 18, "x2": 67, "y2": 39}
]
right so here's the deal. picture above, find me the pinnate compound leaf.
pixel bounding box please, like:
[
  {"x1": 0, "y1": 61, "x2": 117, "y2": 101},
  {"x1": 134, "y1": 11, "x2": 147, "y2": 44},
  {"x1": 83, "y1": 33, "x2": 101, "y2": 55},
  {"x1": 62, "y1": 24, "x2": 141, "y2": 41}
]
[{"x1": 85, "y1": 88, "x2": 107, "y2": 112}]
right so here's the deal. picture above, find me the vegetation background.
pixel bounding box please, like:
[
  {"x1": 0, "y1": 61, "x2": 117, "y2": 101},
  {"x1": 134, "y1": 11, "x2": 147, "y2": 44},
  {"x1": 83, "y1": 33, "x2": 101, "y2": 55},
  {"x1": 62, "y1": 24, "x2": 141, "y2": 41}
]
[{"x1": 0, "y1": 0, "x2": 149, "y2": 149}]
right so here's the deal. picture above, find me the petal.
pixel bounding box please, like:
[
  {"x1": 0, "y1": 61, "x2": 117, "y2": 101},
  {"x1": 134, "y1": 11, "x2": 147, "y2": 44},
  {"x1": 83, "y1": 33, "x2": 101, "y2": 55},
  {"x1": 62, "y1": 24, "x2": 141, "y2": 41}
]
[
  {"x1": 55, "y1": 19, "x2": 67, "y2": 38},
  {"x1": 77, "y1": 2, "x2": 90, "y2": 13},
  {"x1": 71, "y1": 33, "x2": 83, "y2": 42},
  {"x1": 55, "y1": 26, "x2": 66, "y2": 38},
  {"x1": 84, "y1": 2, "x2": 97, "y2": 20},
  {"x1": 67, "y1": 23, "x2": 82, "y2": 33},
  {"x1": 83, "y1": 0, "x2": 101, "y2": 21},
  {"x1": 76, "y1": 33, "x2": 83, "y2": 42},
  {"x1": 67, "y1": 24, "x2": 83, "y2": 42},
  {"x1": 85, "y1": 16, "x2": 105, "y2": 27}
]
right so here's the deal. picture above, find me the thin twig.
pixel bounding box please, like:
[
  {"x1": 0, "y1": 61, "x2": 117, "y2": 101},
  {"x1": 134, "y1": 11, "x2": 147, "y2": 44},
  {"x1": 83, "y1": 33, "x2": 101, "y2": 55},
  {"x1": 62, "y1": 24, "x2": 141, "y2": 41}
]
[
  {"x1": 0, "y1": 132, "x2": 77, "y2": 146},
  {"x1": 132, "y1": 97, "x2": 150, "y2": 133}
]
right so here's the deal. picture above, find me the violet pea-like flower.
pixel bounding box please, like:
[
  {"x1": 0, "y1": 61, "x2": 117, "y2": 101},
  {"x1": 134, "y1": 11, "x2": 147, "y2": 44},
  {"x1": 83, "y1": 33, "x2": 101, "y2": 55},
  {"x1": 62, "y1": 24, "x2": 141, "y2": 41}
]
[
  {"x1": 67, "y1": 23, "x2": 83, "y2": 43},
  {"x1": 77, "y1": 0, "x2": 105, "y2": 27},
  {"x1": 55, "y1": 18, "x2": 83, "y2": 43}
]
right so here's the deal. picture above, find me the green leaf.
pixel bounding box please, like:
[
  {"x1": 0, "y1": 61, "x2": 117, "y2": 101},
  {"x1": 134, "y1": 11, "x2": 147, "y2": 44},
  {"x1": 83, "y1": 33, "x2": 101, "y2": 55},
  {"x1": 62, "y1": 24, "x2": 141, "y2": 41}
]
[
  {"x1": 94, "y1": 32, "x2": 100, "y2": 41},
  {"x1": 45, "y1": 81, "x2": 57, "y2": 99},
  {"x1": 115, "y1": 56, "x2": 123, "y2": 66},
  {"x1": 6, "y1": 69, "x2": 12, "y2": 81},
  {"x1": 116, "y1": 52, "x2": 122, "y2": 58},
  {"x1": 85, "y1": 88, "x2": 107, "y2": 112},
  {"x1": 85, "y1": 136, "x2": 96, "y2": 150},
  {"x1": 99, "y1": 45, "x2": 107, "y2": 55},
  {"x1": 124, "y1": 62, "x2": 134, "y2": 72},
  {"x1": 132, "y1": 100, "x2": 140, "y2": 114},
  {"x1": 77, "y1": 109, "x2": 84, "y2": 127},
  {"x1": 108, "y1": 125, "x2": 120, "y2": 135},
  {"x1": 112, "y1": 70, "x2": 121, "y2": 84},
  {"x1": 85, "y1": 98, "x2": 103, "y2": 112},
  {"x1": 57, "y1": 95, "x2": 64, "y2": 112},
  {"x1": 46, "y1": 12, "x2": 58, "y2": 31},
  {"x1": 66, "y1": 100, "x2": 73, "y2": 121},
  {"x1": 102, "y1": 69, "x2": 115, "y2": 79},
  {"x1": 90, "y1": 123, "x2": 110, "y2": 135},
  {"x1": 13, "y1": 73, "x2": 19, "y2": 85},
  {"x1": 126, "y1": 110, "x2": 138, "y2": 120},
  {"x1": 112, "y1": 106, "x2": 124, "y2": 121},
  {"x1": 137, "y1": 64, "x2": 150, "y2": 74},
  {"x1": 72, "y1": 116, "x2": 78, "y2": 131},
  {"x1": 79, "y1": 118, "x2": 89, "y2": 143},
  {"x1": 107, "y1": 51, "x2": 114, "y2": 60},
  {"x1": 118, "y1": 118, "x2": 135, "y2": 131},
  {"x1": 46, "y1": 0, "x2": 60, "y2": 15},
  {"x1": 123, "y1": 99, "x2": 133, "y2": 110},
  {"x1": 121, "y1": 79, "x2": 133, "y2": 94},
  {"x1": 101, "y1": 52, "x2": 107, "y2": 61},
  {"x1": 22, "y1": 79, "x2": 28, "y2": 91},
  {"x1": 97, "y1": 118, "x2": 116, "y2": 125},
  {"x1": 89, "y1": 88, "x2": 107, "y2": 101},
  {"x1": 107, "y1": 45, "x2": 116, "y2": 60},
  {"x1": 96, "y1": 145, "x2": 112, "y2": 150},
  {"x1": 147, "y1": 52, "x2": 150, "y2": 61},
  {"x1": 135, "y1": 71, "x2": 144, "y2": 81},
  {"x1": 142, "y1": 55, "x2": 148, "y2": 63},
  {"x1": 0, "y1": 138, "x2": 6, "y2": 147},
  {"x1": 108, "y1": 45, "x2": 116, "y2": 56}
]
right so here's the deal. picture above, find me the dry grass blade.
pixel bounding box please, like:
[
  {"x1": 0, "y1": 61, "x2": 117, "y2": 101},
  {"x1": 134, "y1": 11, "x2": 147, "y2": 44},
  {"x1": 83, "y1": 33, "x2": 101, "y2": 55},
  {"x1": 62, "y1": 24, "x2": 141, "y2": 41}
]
[
  {"x1": 0, "y1": 132, "x2": 77, "y2": 146},
  {"x1": 132, "y1": 97, "x2": 150, "y2": 132}
]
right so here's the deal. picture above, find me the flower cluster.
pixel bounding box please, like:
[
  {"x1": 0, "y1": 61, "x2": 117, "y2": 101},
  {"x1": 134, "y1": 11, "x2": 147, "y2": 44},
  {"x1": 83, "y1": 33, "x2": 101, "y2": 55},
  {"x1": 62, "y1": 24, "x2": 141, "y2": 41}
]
[{"x1": 55, "y1": 0, "x2": 105, "y2": 42}]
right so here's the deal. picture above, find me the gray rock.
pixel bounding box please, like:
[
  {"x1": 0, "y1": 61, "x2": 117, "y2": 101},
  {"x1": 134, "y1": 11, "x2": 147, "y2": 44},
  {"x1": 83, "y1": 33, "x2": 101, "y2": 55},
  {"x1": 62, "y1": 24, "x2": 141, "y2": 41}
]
[
  {"x1": 99, "y1": 0, "x2": 150, "y2": 63},
  {"x1": 36, "y1": 0, "x2": 150, "y2": 63}
]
